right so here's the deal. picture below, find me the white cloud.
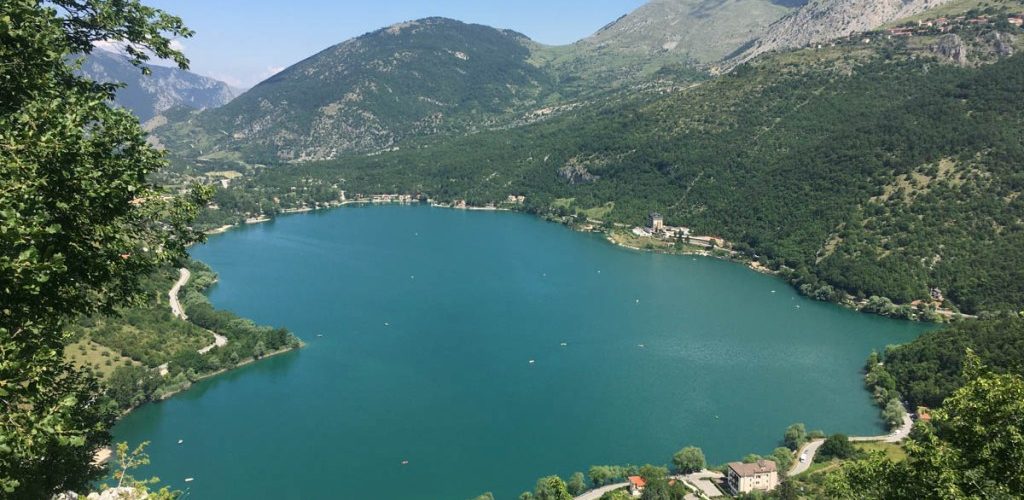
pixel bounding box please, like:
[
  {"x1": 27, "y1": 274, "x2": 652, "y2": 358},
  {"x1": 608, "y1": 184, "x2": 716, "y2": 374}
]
[{"x1": 169, "y1": 39, "x2": 187, "y2": 52}]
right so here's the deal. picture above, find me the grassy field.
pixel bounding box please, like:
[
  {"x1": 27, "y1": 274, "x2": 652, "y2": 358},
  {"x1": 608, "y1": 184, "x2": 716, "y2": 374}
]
[
  {"x1": 581, "y1": 202, "x2": 615, "y2": 220},
  {"x1": 64, "y1": 338, "x2": 140, "y2": 378},
  {"x1": 854, "y1": 441, "x2": 908, "y2": 462}
]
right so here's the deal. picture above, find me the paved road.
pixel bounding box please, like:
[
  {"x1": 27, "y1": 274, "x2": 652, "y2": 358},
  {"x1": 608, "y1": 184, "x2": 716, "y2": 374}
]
[
  {"x1": 169, "y1": 267, "x2": 191, "y2": 320},
  {"x1": 198, "y1": 332, "x2": 229, "y2": 354},
  {"x1": 850, "y1": 411, "x2": 913, "y2": 443},
  {"x1": 788, "y1": 439, "x2": 825, "y2": 476},
  {"x1": 574, "y1": 482, "x2": 628, "y2": 500},
  {"x1": 168, "y1": 267, "x2": 229, "y2": 354},
  {"x1": 791, "y1": 406, "x2": 915, "y2": 475}
]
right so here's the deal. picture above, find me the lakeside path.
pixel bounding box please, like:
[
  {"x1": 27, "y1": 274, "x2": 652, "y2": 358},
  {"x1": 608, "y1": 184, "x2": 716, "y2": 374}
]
[
  {"x1": 168, "y1": 267, "x2": 229, "y2": 353},
  {"x1": 169, "y1": 267, "x2": 191, "y2": 320},
  {"x1": 790, "y1": 407, "x2": 915, "y2": 476}
]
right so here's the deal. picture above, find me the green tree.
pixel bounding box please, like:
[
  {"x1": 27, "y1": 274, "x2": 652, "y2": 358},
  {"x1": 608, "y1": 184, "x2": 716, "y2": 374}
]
[
  {"x1": 783, "y1": 423, "x2": 807, "y2": 450},
  {"x1": 816, "y1": 434, "x2": 856, "y2": 462},
  {"x1": 107, "y1": 365, "x2": 160, "y2": 409},
  {"x1": 770, "y1": 447, "x2": 794, "y2": 474},
  {"x1": 533, "y1": 475, "x2": 572, "y2": 500},
  {"x1": 672, "y1": 446, "x2": 706, "y2": 473},
  {"x1": 742, "y1": 454, "x2": 763, "y2": 464},
  {"x1": 881, "y1": 398, "x2": 905, "y2": 429},
  {"x1": 566, "y1": 472, "x2": 586, "y2": 496},
  {"x1": 0, "y1": 0, "x2": 203, "y2": 496},
  {"x1": 469, "y1": 493, "x2": 494, "y2": 500},
  {"x1": 638, "y1": 464, "x2": 668, "y2": 481},
  {"x1": 827, "y1": 352, "x2": 1024, "y2": 498},
  {"x1": 109, "y1": 441, "x2": 174, "y2": 498},
  {"x1": 588, "y1": 465, "x2": 620, "y2": 487},
  {"x1": 598, "y1": 490, "x2": 632, "y2": 500}
]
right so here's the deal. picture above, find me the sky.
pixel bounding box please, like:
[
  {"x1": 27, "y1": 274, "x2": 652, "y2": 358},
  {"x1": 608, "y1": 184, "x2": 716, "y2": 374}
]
[{"x1": 145, "y1": 0, "x2": 648, "y2": 89}]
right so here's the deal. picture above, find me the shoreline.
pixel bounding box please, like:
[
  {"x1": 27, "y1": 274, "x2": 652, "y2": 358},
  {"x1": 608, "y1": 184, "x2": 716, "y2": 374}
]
[
  {"x1": 93, "y1": 344, "x2": 301, "y2": 465},
  {"x1": 200, "y1": 200, "x2": 966, "y2": 323}
]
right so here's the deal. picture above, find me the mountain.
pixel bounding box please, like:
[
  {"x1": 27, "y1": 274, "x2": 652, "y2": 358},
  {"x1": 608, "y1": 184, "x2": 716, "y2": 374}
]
[
  {"x1": 154, "y1": 3, "x2": 820, "y2": 163},
  {"x1": 578, "y1": 0, "x2": 799, "y2": 63},
  {"x1": 729, "y1": 0, "x2": 954, "y2": 64},
  {"x1": 76, "y1": 48, "x2": 236, "y2": 122},
  {"x1": 202, "y1": 13, "x2": 1024, "y2": 317},
  {"x1": 161, "y1": 17, "x2": 556, "y2": 162},
  {"x1": 532, "y1": 0, "x2": 802, "y2": 92}
]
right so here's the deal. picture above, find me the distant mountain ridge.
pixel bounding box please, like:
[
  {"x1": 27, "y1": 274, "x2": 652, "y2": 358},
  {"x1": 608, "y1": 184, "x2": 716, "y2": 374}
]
[
  {"x1": 161, "y1": 17, "x2": 554, "y2": 162},
  {"x1": 151, "y1": 0, "x2": 971, "y2": 163},
  {"x1": 77, "y1": 48, "x2": 236, "y2": 122},
  {"x1": 153, "y1": 2, "x2": 812, "y2": 161}
]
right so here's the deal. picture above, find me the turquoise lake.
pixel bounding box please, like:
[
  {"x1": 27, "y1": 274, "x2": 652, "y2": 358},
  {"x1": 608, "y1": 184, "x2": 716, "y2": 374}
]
[{"x1": 112, "y1": 204, "x2": 931, "y2": 499}]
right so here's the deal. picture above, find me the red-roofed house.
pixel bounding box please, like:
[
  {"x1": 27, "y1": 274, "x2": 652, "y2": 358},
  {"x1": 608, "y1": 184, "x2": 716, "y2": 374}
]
[
  {"x1": 627, "y1": 476, "x2": 646, "y2": 496},
  {"x1": 918, "y1": 406, "x2": 932, "y2": 422}
]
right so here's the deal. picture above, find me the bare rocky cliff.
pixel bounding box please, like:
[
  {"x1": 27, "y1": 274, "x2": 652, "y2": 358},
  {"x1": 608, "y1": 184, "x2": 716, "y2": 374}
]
[
  {"x1": 728, "y1": 0, "x2": 954, "y2": 65},
  {"x1": 582, "y1": 0, "x2": 798, "y2": 63}
]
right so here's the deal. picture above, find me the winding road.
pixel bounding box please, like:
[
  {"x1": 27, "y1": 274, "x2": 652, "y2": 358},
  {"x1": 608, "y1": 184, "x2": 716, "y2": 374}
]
[
  {"x1": 168, "y1": 267, "x2": 228, "y2": 354},
  {"x1": 169, "y1": 267, "x2": 191, "y2": 320},
  {"x1": 789, "y1": 408, "x2": 915, "y2": 476}
]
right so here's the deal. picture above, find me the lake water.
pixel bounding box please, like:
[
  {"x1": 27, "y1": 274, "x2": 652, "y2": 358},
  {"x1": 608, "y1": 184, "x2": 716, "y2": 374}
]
[{"x1": 112, "y1": 204, "x2": 931, "y2": 499}]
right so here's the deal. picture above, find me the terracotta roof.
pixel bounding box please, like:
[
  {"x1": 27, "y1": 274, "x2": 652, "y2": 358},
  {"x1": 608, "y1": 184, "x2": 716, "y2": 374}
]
[
  {"x1": 728, "y1": 460, "x2": 777, "y2": 477},
  {"x1": 627, "y1": 476, "x2": 647, "y2": 488},
  {"x1": 918, "y1": 406, "x2": 932, "y2": 421}
]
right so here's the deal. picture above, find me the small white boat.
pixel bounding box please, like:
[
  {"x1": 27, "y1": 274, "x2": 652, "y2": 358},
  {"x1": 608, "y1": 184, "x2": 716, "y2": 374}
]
[
  {"x1": 184, "y1": 478, "x2": 194, "y2": 483},
  {"x1": 560, "y1": 342, "x2": 568, "y2": 347},
  {"x1": 177, "y1": 439, "x2": 183, "y2": 445},
  {"x1": 528, "y1": 359, "x2": 535, "y2": 364},
  {"x1": 385, "y1": 322, "x2": 390, "y2": 326},
  {"x1": 401, "y1": 460, "x2": 409, "y2": 465},
  {"x1": 637, "y1": 344, "x2": 645, "y2": 348}
]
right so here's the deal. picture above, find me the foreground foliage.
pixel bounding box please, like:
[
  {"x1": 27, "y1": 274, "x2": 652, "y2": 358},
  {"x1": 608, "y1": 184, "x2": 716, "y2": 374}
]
[
  {"x1": 827, "y1": 352, "x2": 1024, "y2": 498},
  {"x1": 0, "y1": 0, "x2": 201, "y2": 496}
]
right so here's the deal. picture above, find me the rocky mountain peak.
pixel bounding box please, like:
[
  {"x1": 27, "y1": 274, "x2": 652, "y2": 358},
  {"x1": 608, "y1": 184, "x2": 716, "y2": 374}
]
[{"x1": 728, "y1": 0, "x2": 954, "y2": 64}]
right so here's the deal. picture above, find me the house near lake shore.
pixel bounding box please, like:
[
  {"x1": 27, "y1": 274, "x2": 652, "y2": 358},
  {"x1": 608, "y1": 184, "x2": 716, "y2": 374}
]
[
  {"x1": 726, "y1": 459, "x2": 778, "y2": 495},
  {"x1": 627, "y1": 475, "x2": 646, "y2": 497}
]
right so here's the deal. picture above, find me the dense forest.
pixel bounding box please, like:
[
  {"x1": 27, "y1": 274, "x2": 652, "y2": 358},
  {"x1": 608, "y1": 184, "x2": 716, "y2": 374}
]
[
  {"x1": 180, "y1": 22, "x2": 1024, "y2": 317},
  {"x1": 866, "y1": 315, "x2": 1024, "y2": 410}
]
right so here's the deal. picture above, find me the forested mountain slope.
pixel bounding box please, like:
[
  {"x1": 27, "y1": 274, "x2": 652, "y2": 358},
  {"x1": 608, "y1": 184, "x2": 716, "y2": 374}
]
[
  {"x1": 76, "y1": 48, "x2": 236, "y2": 122},
  {"x1": 154, "y1": 17, "x2": 558, "y2": 162},
  {"x1": 204, "y1": 19, "x2": 1024, "y2": 317},
  {"x1": 151, "y1": 1, "x2": 817, "y2": 164}
]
